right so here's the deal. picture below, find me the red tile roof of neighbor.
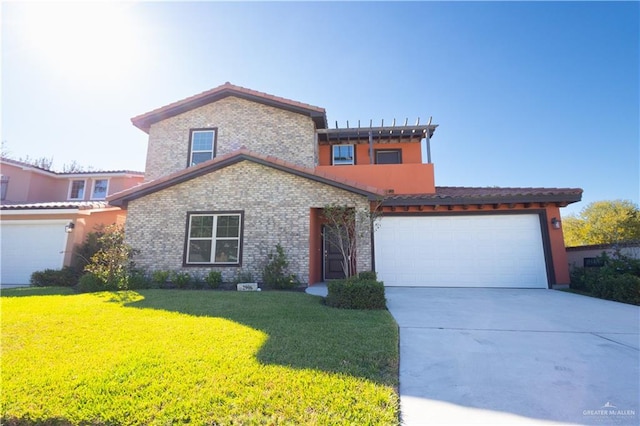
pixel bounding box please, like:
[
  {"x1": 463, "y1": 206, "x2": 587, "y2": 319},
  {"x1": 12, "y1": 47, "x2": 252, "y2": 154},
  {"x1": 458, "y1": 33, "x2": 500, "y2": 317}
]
[
  {"x1": 0, "y1": 157, "x2": 144, "y2": 176},
  {"x1": 0, "y1": 201, "x2": 111, "y2": 210},
  {"x1": 107, "y1": 149, "x2": 386, "y2": 207},
  {"x1": 131, "y1": 82, "x2": 328, "y2": 133}
]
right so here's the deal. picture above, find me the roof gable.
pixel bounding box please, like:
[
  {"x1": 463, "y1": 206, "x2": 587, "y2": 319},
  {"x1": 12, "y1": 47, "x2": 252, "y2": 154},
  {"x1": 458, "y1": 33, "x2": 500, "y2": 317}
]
[
  {"x1": 131, "y1": 82, "x2": 328, "y2": 133},
  {"x1": 108, "y1": 149, "x2": 384, "y2": 208}
]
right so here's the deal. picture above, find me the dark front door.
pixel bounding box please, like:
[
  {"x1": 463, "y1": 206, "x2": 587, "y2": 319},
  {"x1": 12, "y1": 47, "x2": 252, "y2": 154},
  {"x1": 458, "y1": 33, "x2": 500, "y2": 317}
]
[{"x1": 323, "y1": 225, "x2": 346, "y2": 280}]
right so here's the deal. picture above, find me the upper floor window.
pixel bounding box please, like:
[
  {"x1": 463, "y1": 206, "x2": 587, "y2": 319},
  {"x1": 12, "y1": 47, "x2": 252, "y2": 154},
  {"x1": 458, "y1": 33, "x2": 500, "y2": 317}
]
[
  {"x1": 332, "y1": 144, "x2": 354, "y2": 165},
  {"x1": 185, "y1": 212, "x2": 243, "y2": 265},
  {"x1": 68, "y1": 179, "x2": 86, "y2": 200},
  {"x1": 0, "y1": 175, "x2": 9, "y2": 201},
  {"x1": 189, "y1": 129, "x2": 217, "y2": 167},
  {"x1": 91, "y1": 179, "x2": 109, "y2": 200},
  {"x1": 375, "y1": 149, "x2": 402, "y2": 165}
]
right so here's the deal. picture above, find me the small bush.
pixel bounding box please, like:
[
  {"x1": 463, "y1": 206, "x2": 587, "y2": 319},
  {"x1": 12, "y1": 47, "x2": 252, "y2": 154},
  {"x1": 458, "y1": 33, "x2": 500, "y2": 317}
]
[
  {"x1": 151, "y1": 270, "x2": 171, "y2": 288},
  {"x1": 326, "y1": 278, "x2": 386, "y2": 310},
  {"x1": 171, "y1": 272, "x2": 192, "y2": 289},
  {"x1": 30, "y1": 267, "x2": 79, "y2": 287},
  {"x1": 234, "y1": 270, "x2": 254, "y2": 284},
  {"x1": 128, "y1": 270, "x2": 150, "y2": 290},
  {"x1": 205, "y1": 271, "x2": 223, "y2": 289},
  {"x1": 358, "y1": 271, "x2": 377, "y2": 281},
  {"x1": 262, "y1": 244, "x2": 298, "y2": 289},
  {"x1": 76, "y1": 273, "x2": 106, "y2": 293}
]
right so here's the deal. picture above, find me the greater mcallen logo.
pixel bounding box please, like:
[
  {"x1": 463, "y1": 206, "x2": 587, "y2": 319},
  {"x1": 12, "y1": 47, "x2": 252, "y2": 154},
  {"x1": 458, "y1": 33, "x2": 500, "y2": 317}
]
[{"x1": 583, "y1": 401, "x2": 636, "y2": 419}]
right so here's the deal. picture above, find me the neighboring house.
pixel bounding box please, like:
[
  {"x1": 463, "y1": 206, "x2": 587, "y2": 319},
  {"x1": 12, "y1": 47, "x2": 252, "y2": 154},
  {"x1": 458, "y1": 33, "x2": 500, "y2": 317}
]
[
  {"x1": 0, "y1": 157, "x2": 144, "y2": 286},
  {"x1": 109, "y1": 82, "x2": 582, "y2": 289},
  {"x1": 566, "y1": 242, "x2": 640, "y2": 270}
]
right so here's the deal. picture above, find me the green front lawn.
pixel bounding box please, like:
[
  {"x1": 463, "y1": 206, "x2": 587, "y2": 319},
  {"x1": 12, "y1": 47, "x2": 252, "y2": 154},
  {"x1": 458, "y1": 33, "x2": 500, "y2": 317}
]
[{"x1": 1, "y1": 289, "x2": 399, "y2": 425}]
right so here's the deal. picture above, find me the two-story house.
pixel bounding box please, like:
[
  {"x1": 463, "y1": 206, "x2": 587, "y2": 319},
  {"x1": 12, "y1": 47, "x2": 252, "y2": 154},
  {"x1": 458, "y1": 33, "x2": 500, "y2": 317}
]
[
  {"x1": 0, "y1": 157, "x2": 144, "y2": 285},
  {"x1": 109, "y1": 82, "x2": 582, "y2": 288}
]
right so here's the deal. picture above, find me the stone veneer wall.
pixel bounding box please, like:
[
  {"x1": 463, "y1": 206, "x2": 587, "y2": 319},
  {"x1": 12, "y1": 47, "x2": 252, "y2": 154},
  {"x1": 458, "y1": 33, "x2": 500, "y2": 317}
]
[
  {"x1": 125, "y1": 161, "x2": 371, "y2": 284},
  {"x1": 144, "y1": 97, "x2": 316, "y2": 181}
]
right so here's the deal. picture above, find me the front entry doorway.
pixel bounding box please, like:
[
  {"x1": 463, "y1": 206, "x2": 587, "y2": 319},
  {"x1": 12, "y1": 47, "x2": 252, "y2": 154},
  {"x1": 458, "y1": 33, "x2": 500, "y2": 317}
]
[{"x1": 323, "y1": 225, "x2": 346, "y2": 280}]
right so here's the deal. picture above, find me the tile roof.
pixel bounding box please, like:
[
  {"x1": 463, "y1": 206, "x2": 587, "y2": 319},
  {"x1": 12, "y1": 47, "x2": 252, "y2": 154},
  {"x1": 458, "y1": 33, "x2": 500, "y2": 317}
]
[
  {"x1": 384, "y1": 186, "x2": 583, "y2": 206},
  {"x1": 0, "y1": 201, "x2": 111, "y2": 210},
  {"x1": 108, "y1": 149, "x2": 385, "y2": 207},
  {"x1": 1, "y1": 157, "x2": 143, "y2": 176},
  {"x1": 131, "y1": 82, "x2": 328, "y2": 133}
]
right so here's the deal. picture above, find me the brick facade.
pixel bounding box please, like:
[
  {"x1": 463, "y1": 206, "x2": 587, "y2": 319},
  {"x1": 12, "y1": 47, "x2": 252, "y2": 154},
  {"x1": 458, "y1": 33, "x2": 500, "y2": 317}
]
[
  {"x1": 125, "y1": 161, "x2": 371, "y2": 284},
  {"x1": 144, "y1": 97, "x2": 317, "y2": 181}
]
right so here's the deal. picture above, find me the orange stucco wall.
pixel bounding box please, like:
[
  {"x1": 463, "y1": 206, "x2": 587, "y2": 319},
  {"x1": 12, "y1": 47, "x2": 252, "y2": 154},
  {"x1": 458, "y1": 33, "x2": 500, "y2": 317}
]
[
  {"x1": 318, "y1": 142, "x2": 422, "y2": 166},
  {"x1": 2, "y1": 209, "x2": 127, "y2": 267},
  {"x1": 309, "y1": 208, "x2": 322, "y2": 285},
  {"x1": 316, "y1": 163, "x2": 435, "y2": 194}
]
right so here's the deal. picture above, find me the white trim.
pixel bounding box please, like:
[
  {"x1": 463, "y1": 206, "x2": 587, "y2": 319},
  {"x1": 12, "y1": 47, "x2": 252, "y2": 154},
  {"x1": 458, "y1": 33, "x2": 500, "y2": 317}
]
[
  {"x1": 0, "y1": 219, "x2": 71, "y2": 226},
  {"x1": 67, "y1": 179, "x2": 87, "y2": 200},
  {"x1": 332, "y1": 144, "x2": 355, "y2": 165},
  {"x1": 1, "y1": 209, "x2": 80, "y2": 216},
  {"x1": 90, "y1": 178, "x2": 110, "y2": 200},
  {"x1": 186, "y1": 213, "x2": 241, "y2": 265},
  {"x1": 190, "y1": 130, "x2": 216, "y2": 166}
]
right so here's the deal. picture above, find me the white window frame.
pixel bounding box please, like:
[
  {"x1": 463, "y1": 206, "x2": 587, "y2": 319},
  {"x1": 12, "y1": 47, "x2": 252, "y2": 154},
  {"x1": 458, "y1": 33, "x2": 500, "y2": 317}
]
[
  {"x1": 189, "y1": 129, "x2": 216, "y2": 167},
  {"x1": 90, "y1": 178, "x2": 110, "y2": 200},
  {"x1": 185, "y1": 212, "x2": 242, "y2": 265},
  {"x1": 332, "y1": 144, "x2": 355, "y2": 165},
  {"x1": 68, "y1": 179, "x2": 87, "y2": 200}
]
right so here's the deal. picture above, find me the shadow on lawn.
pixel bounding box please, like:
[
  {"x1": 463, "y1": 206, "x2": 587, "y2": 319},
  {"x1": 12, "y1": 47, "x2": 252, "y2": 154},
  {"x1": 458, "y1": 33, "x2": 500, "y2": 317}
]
[{"x1": 123, "y1": 289, "x2": 398, "y2": 387}]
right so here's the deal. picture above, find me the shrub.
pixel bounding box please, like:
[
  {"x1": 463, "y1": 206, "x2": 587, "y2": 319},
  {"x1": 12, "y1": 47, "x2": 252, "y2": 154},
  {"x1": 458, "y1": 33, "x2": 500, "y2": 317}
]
[
  {"x1": 358, "y1": 270, "x2": 377, "y2": 281},
  {"x1": 262, "y1": 244, "x2": 298, "y2": 289},
  {"x1": 84, "y1": 224, "x2": 138, "y2": 290},
  {"x1": 30, "y1": 267, "x2": 79, "y2": 287},
  {"x1": 76, "y1": 273, "x2": 106, "y2": 293},
  {"x1": 234, "y1": 270, "x2": 254, "y2": 284},
  {"x1": 205, "y1": 271, "x2": 223, "y2": 289},
  {"x1": 326, "y1": 278, "x2": 386, "y2": 310},
  {"x1": 128, "y1": 269, "x2": 150, "y2": 290},
  {"x1": 171, "y1": 271, "x2": 192, "y2": 289},
  {"x1": 151, "y1": 270, "x2": 171, "y2": 288},
  {"x1": 571, "y1": 251, "x2": 640, "y2": 305}
]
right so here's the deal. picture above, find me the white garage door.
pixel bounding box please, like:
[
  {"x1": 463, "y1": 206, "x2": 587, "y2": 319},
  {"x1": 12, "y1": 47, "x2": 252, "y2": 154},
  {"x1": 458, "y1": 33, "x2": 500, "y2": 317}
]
[
  {"x1": 1, "y1": 220, "x2": 69, "y2": 286},
  {"x1": 374, "y1": 214, "x2": 548, "y2": 288}
]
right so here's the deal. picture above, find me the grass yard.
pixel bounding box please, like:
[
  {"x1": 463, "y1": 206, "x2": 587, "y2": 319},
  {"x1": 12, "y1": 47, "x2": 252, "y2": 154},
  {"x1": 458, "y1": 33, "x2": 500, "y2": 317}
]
[{"x1": 1, "y1": 288, "x2": 399, "y2": 425}]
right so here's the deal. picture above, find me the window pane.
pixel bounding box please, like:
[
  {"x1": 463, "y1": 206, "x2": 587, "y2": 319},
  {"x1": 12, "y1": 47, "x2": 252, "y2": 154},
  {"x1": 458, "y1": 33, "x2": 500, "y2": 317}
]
[
  {"x1": 215, "y1": 240, "x2": 239, "y2": 263},
  {"x1": 188, "y1": 240, "x2": 212, "y2": 263},
  {"x1": 216, "y1": 215, "x2": 240, "y2": 237},
  {"x1": 93, "y1": 179, "x2": 108, "y2": 198},
  {"x1": 192, "y1": 131, "x2": 214, "y2": 151},
  {"x1": 191, "y1": 152, "x2": 213, "y2": 166},
  {"x1": 376, "y1": 150, "x2": 401, "y2": 164},
  {"x1": 190, "y1": 216, "x2": 213, "y2": 238},
  {"x1": 333, "y1": 145, "x2": 354, "y2": 164},
  {"x1": 70, "y1": 180, "x2": 85, "y2": 199}
]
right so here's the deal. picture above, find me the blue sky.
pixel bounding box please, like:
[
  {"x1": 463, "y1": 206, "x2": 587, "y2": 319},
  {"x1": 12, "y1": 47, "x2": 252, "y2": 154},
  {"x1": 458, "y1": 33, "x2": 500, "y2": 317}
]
[{"x1": 2, "y1": 1, "x2": 638, "y2": 216}]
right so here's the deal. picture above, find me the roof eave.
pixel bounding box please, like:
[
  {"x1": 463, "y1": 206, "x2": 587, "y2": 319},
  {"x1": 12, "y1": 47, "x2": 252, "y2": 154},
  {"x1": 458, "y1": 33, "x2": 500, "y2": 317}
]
[{"x1": 382, "y1": 193, "x2": 583, "y2": 207}]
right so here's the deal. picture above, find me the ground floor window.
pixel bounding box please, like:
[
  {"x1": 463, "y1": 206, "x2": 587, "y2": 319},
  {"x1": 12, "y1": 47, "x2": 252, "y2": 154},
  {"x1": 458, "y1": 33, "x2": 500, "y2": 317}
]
[{"x1": 185, "y1": 211, "x2": 243, "y2": 265}]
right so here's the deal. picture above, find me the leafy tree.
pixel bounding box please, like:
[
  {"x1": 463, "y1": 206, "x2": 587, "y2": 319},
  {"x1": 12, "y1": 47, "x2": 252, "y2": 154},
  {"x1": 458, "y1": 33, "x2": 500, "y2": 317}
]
[
  {"x1": 322, "y1": 202, "x2": 381, "y2": 278},
  {"x1": 563, "y1": 200, "x2": 640, "y2": 246},
  {"x1": 84, "y1": 224, "x2": 138, "y2": 290}
]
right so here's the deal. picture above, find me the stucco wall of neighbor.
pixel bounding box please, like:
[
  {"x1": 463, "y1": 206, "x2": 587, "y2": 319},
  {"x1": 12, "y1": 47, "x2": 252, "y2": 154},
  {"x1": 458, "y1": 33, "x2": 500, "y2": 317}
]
[
  {"x1": 566, "y1": 243, "x2": 640, "y2": 270},
  {"x1": 144, "y1": 97, "x2": 317, "y2": 182},
  {"x1": 125, "y1": 161, "x2": 371, "y2": 284}
]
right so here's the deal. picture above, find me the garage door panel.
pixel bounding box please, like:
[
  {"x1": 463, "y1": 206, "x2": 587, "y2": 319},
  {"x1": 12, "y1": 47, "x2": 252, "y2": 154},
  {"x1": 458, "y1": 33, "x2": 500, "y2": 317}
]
[
  {"x1": 1, "y1": 221, "x2": 69, "y2": 286},
  {"x1": 374, "y1": 214, "x2": 548, "y2": 288}
]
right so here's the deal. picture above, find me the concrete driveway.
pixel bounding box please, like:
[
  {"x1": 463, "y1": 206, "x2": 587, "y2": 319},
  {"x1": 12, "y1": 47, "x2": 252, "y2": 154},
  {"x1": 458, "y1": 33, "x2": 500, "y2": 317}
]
[{"x1": 385, "y1": 288, "x2": 639, "y2": 425}]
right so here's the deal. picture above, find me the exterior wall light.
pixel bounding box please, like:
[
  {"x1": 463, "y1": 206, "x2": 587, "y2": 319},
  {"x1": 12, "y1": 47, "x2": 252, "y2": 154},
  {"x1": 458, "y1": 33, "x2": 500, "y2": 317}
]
[
  {"x1": 65, "y1": 222, "x2": 75, "y2": 233},
  {"x1": 551, "y1": 217, "x2": 561, "y2": 229}
]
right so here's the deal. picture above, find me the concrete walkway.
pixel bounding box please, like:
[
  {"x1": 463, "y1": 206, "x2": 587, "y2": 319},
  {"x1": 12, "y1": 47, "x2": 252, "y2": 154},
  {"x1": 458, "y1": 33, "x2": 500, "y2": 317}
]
[{"x1": 385, "y1": 288, "x2": 639, "y2": 425}]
